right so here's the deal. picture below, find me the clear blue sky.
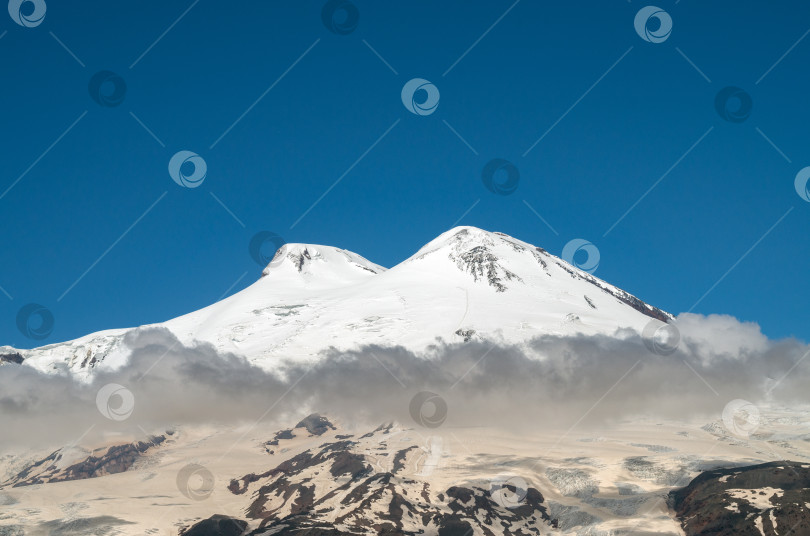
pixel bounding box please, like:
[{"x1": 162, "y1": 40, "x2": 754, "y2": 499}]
[{"x1": 2, "y1": 0, "x2": 808, "y2": 348}]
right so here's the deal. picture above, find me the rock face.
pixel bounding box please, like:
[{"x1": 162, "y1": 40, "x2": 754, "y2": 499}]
[
  {"x1": 181, "y1": 515, "x2": 248, "y2": 536},
  {"x1": 228, "y1": 426, "x2": 554, "y2": 536},
  {"x1": 265, "y1": 415, "x2": 335, "y2": 452},
  {"x1": 295, "y1": 414, "x2": 336, "y2": 436},
  {"x1": 0, "y1": 350, "x2": 24, "y2": 364},
  {"x1": 1, "y1": 435, "x2": 167, "y2": 487},
  {"x1": 450, "y1": 243, "x2": 522, "y2": 292},
  {"x1": 670, "y1": 461, "x2": 810, "y2": 535}
]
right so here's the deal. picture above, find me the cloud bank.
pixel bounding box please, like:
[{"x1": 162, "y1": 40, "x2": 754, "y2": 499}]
[{"x1": 0, "y1": 314, "x2": 808, "y2": 450}]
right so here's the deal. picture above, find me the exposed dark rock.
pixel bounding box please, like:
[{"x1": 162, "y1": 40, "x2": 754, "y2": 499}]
[
  {"x1": 232, "y1": 431, "x2": 554, "y2": 536},
  {"x1": 533, "y1": 248, "x2": 548, "y2": 269},
  {"x1": 392, "y1": 447, "x2": 417, "y2": 473},
  {"x1": 293, "y1": 248, "x2": 312, "y2": 272},
  {"x1": 450, "y1": 245, "x2": 522, "y2": 292},
  {"x1": 554, "y1": 259, "x2": 671, "y2": 322},
  {"x1": 266, "y1": 429, "x2": 295, "y2": 446},
  {"x1": 445, "y1": 486, "x2": 474, "y2": 504},
  {"x1": 80, "y1": 348, "x2": 97, "y2": 369},
  {"x1": 249, "y1": 525, "x2": 353, "y2": 535},
  {"x1": 295, "y1": 414, "x2": 335, "y2": 436},
  {"x1": 360, "y1": 422, "x2": 393, "y2": 439},
  {"x1": 4, "y1": 435, "x2": 166, "y2": 488},
  {"x1": 0, "y1": 352, "x2": 24, "y2": 365},
  {"x1": 670, "y1": 461, "x2": 810, "y2": 535},
  {"x1": 436, "y1": 515, "x2": 474, "y2": 536},
  {"x1": 453, "y1": 328, "x2": 475, "y2": 342},
  {"x1": 181, "y1": 514, "x2": 248, "y2": 536},
  {"x1": 329, "y1": 451, "x2": 367, "y2": 479}
]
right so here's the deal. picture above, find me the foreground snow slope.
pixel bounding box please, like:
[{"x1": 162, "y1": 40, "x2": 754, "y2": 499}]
[
  {"x1": 1, "y1": 407, "x2": 808, "y2": 535},
  {"x1": 7, "y1": 226, "x2": 671, "y2": 376}
]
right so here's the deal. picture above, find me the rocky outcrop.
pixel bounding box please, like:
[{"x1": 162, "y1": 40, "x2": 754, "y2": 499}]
[
  {"x1": 553, "y1": 257, "x2": 672, "y2": 323},
  {"x1": 2, "y1": 435, "x2": 167, "y2": 488},
  {"x1": 264, "y1": 415, "x2": 335, "y2": 453},
  {"x1": 670, "y1": 461, "x2": 810, "y2": 535},
  {"x1": 230, "y1": 425, "x2": 555, "y2": 536},
  {"x1": 295, "y1": 414, "x2": 335, "y2": 436},
  {"x1": 450, "y1": 245, "x2": 522, "y2": 292},
  {"x1": 181, "y1": 515, "x2": 248, "y2": 536},
  {"x1": 0, "y1": 351, "x2": 23, "y2": 365}
]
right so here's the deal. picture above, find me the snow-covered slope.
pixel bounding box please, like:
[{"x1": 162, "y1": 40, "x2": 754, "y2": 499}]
[
  {"x1": 7, "y1": 227, "x2": 671, "y2": 376},
  {"x1": 2, "y1": 408, "x2": 809, "y2": 535}
]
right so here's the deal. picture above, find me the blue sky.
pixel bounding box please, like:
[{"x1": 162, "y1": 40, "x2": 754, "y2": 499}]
[{"x1": 1, "y1": 0, "x2": 808, "y2": 348}]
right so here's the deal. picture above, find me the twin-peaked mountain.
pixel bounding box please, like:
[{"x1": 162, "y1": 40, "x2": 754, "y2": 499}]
[{"x1": 6, "y1": 226, "x2": 671, "y2": 376}]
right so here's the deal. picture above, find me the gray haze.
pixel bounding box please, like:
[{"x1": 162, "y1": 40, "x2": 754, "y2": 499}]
[{"x1": 0, "y1": 313, "x2": 808, "y2": 450}]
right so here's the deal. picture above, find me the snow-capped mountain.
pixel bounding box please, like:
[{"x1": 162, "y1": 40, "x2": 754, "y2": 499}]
[
  {"x1": 5, "y1": 226, "x2": 671, "y2": 377},
  {"x1": 2, "y1": 227, "x2": 810, "y2": 535}
]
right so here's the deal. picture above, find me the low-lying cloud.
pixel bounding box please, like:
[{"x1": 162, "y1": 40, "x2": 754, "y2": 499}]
[{"x1": 0, "y1": 313, "x2": 808, "y2": 450}]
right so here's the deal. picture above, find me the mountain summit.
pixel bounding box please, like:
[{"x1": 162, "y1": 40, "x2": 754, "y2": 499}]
[
  {"x1": 259, "y1": 243, "x2": 385, "y2": 287},
  {"x1": 10, "y1": 227, "x2": 671, "y2": 376}
]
